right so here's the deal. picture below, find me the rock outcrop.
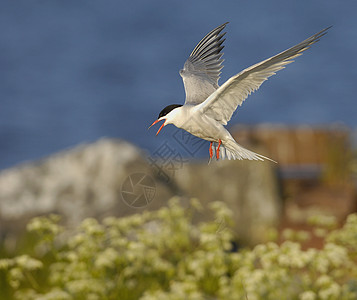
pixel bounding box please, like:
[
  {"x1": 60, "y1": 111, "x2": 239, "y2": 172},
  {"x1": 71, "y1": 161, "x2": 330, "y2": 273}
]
[
  {"x1": 0, "y1": 138, "x2": 281, "y2": 245},
  {"x1": 174, "y1": 159, "x2": 281, "y2": 244},
  {"x1": 0, "y1": 139, "x2": 176, "y2": 236}
]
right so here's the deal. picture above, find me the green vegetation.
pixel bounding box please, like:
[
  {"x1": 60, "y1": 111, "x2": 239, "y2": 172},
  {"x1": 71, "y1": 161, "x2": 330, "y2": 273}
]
[{"x1": 0, "y1": 198, "x2": 356, "y2": 300}]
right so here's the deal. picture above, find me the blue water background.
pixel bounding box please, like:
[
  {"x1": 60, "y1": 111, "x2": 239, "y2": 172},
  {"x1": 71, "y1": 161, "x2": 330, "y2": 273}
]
[{"x1": 0, "y1": 0, "x2": 356, "y2": 169}]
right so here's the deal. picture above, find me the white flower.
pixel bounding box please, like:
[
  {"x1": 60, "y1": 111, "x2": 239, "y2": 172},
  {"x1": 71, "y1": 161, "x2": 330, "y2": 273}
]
[
  {"x1": 15, "y1": 255, "x2": 43, "y2": 270},
  {"x1": 314, "y1": 255, "x2": 330, "y2": 273},
  {"x1": 324, "y1": 243, "x2": 348, "y2": 267},
  {"x1": 94, "y1": 248, "x2": 118, "y2": 268},
  {"x1": 316, "y1": 275, "x2": 332, "y2": 287},
  {"x1": 0, "y1": 258, "x2": 14, "y2": 269},
  {"x1": 318, "y1": 283, "x2": 341, "y2": 300},
  {"x1": 299, "y1": 290, "x2": 316, "y2": 300}
]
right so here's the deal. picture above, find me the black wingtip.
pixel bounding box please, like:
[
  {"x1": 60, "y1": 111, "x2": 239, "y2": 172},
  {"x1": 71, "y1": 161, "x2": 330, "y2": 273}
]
[
  {"x1": 315, "y1": 26, "x2": 332, "y2": 38},
  {"x1": 212, "y1": 22, "x2": 229, "y2": 34},
  {"x1": 217, "y1": 22, "x2": 229, "y2": 31},
  {"x1": 307, "y1": 26, "x2": 332, "y2": 45}
]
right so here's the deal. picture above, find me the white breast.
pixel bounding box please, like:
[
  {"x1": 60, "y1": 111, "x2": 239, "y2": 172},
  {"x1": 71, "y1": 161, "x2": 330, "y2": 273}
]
[{"x1": 170, "y1": 106, "x2": 228, "y2": 142}]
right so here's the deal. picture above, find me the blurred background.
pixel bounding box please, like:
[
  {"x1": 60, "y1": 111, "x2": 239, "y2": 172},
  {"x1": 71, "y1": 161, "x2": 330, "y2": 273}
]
[{"x1": 0, "y1": 0, "x2": 357, "y2": 249}]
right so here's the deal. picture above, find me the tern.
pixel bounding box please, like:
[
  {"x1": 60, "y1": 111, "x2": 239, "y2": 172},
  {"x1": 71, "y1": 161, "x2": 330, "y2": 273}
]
[{"x1": 149, "y1": 23, "x2": 330, "y2": 162}]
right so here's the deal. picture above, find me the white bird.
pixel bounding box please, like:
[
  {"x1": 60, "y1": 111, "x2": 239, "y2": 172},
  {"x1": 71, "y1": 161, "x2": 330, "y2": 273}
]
[{"x1": 149, "y1": 22, "x2": 330, "y2": 162}]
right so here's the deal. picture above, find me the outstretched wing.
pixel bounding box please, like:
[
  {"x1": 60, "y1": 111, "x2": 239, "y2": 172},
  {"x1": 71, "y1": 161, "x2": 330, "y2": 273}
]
[
  {"x1": 196, "y1": 27, "x2": 331, "y2": 125},
  {"x1": 180, "y1": 22, "x2": 228, "y2": 105}
]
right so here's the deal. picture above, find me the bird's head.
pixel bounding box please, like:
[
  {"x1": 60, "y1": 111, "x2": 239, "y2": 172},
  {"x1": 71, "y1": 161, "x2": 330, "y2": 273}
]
[{"x1": 148, "y1": 104, "x2": 182, "y2": 135}]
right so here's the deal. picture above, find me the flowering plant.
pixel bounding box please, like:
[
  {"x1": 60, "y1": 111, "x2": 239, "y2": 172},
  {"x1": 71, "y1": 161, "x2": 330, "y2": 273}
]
[{"x1": 1, "y1": 198, "x2": 356, "y2": 300}]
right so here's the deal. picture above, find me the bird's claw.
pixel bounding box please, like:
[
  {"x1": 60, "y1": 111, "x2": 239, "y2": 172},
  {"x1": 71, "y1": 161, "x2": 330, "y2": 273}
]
[
  {"x1": 209, "y1": 142, "x2": 213, "y2": 159},
  {"x1": 216, "y1": 140, "x2": 222, "y2": 160}
]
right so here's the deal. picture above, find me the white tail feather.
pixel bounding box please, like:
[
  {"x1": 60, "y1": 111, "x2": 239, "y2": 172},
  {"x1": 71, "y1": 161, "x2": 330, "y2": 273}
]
[{"x1": 212, "y1": 139, "x2": 276, "y2": 163}]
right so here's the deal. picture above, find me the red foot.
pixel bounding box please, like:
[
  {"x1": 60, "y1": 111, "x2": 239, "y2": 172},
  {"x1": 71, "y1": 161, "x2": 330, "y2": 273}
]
[
  {"x1": 209, "y1": 142, "x2": 213, "y2": 159},
  {"x1": 216, "y1": 140, "x2": 221, "y2": 160}
]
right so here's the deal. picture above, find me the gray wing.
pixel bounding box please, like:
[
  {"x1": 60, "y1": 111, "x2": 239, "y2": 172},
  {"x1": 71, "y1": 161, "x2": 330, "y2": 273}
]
[
  {"x1": 180, "y1": 22, "x2": 228, "y2": 105},
  {"x1": 196, "y1": 27, "x2": 331, "y2": 125}
]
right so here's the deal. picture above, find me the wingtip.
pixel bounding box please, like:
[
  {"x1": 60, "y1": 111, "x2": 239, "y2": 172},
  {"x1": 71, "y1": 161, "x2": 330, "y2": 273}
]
[
  {"x1": 215, "y1": 22, "x2": 229, "y2": 31},
  {"x1": 315, "y1": 26, "x2": 332, "y2": 38},
  {"x1": 222, "y1": 22, "x2": 229, "y2": 31}
]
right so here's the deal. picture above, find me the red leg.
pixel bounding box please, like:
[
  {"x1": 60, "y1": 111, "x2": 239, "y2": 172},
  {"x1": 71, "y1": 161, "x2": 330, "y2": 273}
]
[
  {"x1": 216, "y1": 140, "x2": 222, "y2": 160},
  {"x1": 209, "y1": 142, "x2": 213, "y2": 159}
]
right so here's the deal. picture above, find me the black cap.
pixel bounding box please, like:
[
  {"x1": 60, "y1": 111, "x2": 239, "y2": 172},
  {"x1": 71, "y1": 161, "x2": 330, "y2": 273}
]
[{"x1": 158, "y1": 104, "x2": 182, "y2": 119}]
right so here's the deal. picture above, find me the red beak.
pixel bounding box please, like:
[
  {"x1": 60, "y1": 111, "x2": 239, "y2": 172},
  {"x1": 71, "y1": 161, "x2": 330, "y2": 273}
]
[{"x1": 148, "y1": 119, "x2": 166, "y2": 136}]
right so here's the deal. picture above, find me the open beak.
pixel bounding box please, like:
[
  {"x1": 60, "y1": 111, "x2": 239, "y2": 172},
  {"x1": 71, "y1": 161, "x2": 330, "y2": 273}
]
[{"x1": 148, "y1": 119, "x2": 166, "y2": 136}]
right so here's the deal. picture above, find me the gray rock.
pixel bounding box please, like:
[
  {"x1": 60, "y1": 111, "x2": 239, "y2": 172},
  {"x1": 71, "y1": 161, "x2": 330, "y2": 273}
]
[
  {"x1": 174, "y1": 158, "x2": 282, "y2": 245},
  {"x1": 0, "y1": 138, "x2": 281, "y2": 246},
  {"x1": 0, "y1": 139, "x2": 175, "y2": 234}
]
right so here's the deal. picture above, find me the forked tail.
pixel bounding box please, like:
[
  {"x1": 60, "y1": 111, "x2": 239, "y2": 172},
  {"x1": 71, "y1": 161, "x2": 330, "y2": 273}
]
[{"x1": 210, "y1": 139, "x2": 276, "y2": 163}]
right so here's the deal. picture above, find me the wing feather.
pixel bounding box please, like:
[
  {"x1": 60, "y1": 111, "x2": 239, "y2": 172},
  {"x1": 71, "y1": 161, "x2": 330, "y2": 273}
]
[
  {"x1": 180, "y1": 23, "x2": 228, "y2": 105},
  {"x1": 196, "y1": 27, "x2": 331, "y2": 125}
]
